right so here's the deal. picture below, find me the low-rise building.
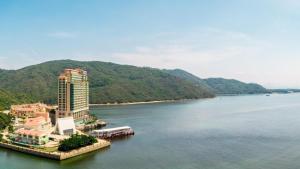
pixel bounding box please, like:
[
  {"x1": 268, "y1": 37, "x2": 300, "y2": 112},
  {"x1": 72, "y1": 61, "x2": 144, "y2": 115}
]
[
  {"x1": 10, "y1": 103, "x2": 53, "y2": 118},
  {"x1": 14, "y1": 129, "x2": 49, "y2": 145},
  {"x1": 12, "y1": 114, "x2": 52, "y2": 145}
]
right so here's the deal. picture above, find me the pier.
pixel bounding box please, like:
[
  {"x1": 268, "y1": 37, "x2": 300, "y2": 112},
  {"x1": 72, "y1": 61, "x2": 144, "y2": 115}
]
[{"x1": 91, "y1": 126, "x2": 134, "y2": 139}]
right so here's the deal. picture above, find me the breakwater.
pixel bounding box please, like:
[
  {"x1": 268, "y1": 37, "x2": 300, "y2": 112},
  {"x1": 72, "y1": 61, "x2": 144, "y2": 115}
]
[{"x1": 0, "y1": 139, "x2": 110, "y2": 160}]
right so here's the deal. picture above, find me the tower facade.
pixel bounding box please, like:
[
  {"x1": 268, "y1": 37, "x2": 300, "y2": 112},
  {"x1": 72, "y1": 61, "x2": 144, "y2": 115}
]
[{"x1": 57, "y1": 68, "x2": 89, "y2": 120}]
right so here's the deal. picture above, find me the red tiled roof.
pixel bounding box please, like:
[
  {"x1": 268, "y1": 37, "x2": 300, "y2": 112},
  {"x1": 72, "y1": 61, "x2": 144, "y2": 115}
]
[
  {"x1": 15, "y1": 128, "x2": 47, "y2": 137},
  {"x1": 25, "y1": 116, "x2": 49, "y2": 126}
]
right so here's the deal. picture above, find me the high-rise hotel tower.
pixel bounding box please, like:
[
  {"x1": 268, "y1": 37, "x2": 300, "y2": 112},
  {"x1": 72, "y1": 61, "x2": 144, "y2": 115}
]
[{"x1": 57, "y1": 68, "x2": 89, "y2": 120}]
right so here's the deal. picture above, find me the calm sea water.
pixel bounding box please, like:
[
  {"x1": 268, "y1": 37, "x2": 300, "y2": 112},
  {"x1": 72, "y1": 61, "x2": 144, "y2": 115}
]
[{"x1": 1, "y1": 94, "x2": 300, "y2": 169}]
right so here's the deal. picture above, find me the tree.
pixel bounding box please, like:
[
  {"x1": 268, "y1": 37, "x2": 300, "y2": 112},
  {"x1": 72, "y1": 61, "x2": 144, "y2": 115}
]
[
  {"x1": 58, "y1": 134, "x2": 98, "y2": 152},
  {"x1": 0, "y1": 113, "x2": 12, "y2": 131},
  {"x1": 8, "y1": 125, "x2": 14, "y2": 133}
]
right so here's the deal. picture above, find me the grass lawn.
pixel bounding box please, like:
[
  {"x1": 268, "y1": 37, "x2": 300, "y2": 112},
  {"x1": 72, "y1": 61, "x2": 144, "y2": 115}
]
[{"x1": 37, "y1": 146, "x2": 58, "y2": 153}]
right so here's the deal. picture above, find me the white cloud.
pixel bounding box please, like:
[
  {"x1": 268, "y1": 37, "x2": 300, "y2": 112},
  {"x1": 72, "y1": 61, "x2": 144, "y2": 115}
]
[
  {"x1": 47, "y1": 31, "x2": 77, "y2": 38},
  {"x1": 111, "y1": 28, "x2": 267, "y2": 74},
  {"x1": 1, "y1": 28, "x2": 299, "y2": 88},
  {"x1": 109, "y1": 28, "x2": 300, "y2": 88}
]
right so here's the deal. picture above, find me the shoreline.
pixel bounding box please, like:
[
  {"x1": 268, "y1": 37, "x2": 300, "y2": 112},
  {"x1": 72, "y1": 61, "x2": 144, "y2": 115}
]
[
  {"x1": 88, "y1": 98, "x2": 213, "y2": 106},
  {"x1": 89, "y1": 97, "x2": 217, "y2": 107},
  {"x1": 89, "y1": 100, "x2": 181, "y2": 106},
  {"x1": 89, "y1": 93, "x2": 293, "y2": 107}
]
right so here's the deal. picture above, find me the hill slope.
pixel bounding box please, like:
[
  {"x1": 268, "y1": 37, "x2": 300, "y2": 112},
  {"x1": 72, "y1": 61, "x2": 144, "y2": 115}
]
[
  {"x1": 166, "y1": 69, "x2": 268, "y2": 95},
  {"x1": 163, "y1": 69, "x2": 212, "y2": 88},
  {"x1": 204, "y1": 78, "x2": 268, "y2": 94},
  {"x1": 164, "y1": 69, "x2": 213, "y2": 90},
  {"x1": 0, "y1": 60, "x2": 215, "y2": 106},
  {"x1": 0, "y1": 89, "x2": 34, "y2": 111}
]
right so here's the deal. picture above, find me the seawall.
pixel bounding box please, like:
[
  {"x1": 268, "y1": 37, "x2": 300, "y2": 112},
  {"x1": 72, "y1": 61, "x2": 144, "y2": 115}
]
[{"x1": 0, "y1": 140, "x2": 110, "y2": 160}]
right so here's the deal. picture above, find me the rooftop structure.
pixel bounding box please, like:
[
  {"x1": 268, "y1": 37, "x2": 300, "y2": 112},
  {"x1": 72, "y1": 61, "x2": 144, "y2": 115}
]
[
  {"x1": 56, "y1": 117, "x2": 76, "y2": 136},
  {"x1": 57, "y1": 68, "x2": 89, "y2": 120},
  {"x1": 24, "y1": 115, "x2": 52, "y2": 131}
]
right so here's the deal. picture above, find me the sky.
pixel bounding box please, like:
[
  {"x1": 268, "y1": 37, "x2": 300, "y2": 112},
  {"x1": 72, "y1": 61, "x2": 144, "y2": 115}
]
[{"x1": 0, "y1": 0, "x2": 300, "y2": 88}]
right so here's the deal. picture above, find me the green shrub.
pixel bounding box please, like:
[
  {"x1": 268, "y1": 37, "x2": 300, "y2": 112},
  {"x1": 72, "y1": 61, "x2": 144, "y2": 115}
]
[
  {"x1": 58, "y1": 134, "x2": 98, "y2": 152},
  {"x1": 0, "y1": 113, "x2": 12, "y2": 131},
  {"x1": 8, "y1": 125, "x2": 14, "y2": 133}
]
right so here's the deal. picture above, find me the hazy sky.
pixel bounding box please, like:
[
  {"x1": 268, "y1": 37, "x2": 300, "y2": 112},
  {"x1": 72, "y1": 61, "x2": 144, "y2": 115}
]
[{"x1": 0, "y1": 0, "x2": 300, "y2": 88}]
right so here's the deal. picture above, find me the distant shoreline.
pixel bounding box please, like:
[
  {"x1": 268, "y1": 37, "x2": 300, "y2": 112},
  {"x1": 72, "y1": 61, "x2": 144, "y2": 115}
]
[
  {"x1": 89, "y1": 99, "x2": 186, "y2": 106},
  {"x1": 89, "y1": 94, "x2": 262, "y2": 106},
  {"x1": 89, "y1": 93, "x2": 300, "y2": 107}
]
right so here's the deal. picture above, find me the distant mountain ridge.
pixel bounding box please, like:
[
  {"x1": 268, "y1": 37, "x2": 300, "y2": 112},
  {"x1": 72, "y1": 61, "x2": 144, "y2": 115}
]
[
  {"x1": 164, "y1": 69, "x2": 268, "y2": 95},
  {"x1": 203, "y1": 78, "x2": 268, "y2": 95},
  {"x1": 0, "y1": 60, "x2": 214, "y2": 110},
  {"x1": 269, "y1": 89, "x2": 300, "y2": 94},
  {"x1": 0, "y1": 60, "x2": 268, "y2": 110}
]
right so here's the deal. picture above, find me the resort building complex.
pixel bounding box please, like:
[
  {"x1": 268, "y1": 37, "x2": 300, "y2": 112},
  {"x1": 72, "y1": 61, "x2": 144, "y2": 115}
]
[
  {"x1": 10, "y1": 103, "x2": 53, "y2": 118},
  {"x1": 0, "y1": 67, "x2": 115, "y2": 160},
  {"x1": 57, "y1": 69, "x2": 89, "y2": 120},
  {"x1": 6, "y1": 68, "x2": 104, "y2": 148}
]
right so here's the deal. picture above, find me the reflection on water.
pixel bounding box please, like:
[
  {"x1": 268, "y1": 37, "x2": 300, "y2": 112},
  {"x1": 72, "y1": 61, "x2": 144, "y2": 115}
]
[
  {"x1": 59, "y1": 146, "x2": 111, "y2": 166},
  {"x1": 1, "y1": 94, "x2": 300, "y2": 169},
  {"x1": 108, "y1": 136, "x2": 134, "y2": 143}
]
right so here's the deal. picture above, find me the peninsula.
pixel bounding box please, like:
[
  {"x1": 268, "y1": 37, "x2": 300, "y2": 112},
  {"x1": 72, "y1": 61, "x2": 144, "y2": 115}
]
[{"x1": 0, "y1": 68, "x2": 111, "y2": 160}]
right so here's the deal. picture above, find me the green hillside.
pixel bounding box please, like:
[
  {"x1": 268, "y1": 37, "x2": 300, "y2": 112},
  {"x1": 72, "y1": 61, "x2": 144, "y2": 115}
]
[
  {"x1": 164, "y1": 69, "x2": 213, "y2": 90},
  {"x1": 166, "y1": 69, "x2": 268, "y2": 95},
  {"x1": 0, "y1": 89, "x2": 34, "y2": 111},
  {"x1": 0, "y1": 60, "x2": 215, "y2": 106},
  {"x1": 204, "y1": 78, "x2": 268, "y2": 95},
  {"x1": 0, "y1": 60, "x2": 269, "y2": 108}
]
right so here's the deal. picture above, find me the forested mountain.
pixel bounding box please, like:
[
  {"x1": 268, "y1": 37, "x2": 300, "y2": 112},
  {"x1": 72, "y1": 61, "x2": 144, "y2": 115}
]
[
  {"x1": 165, "y1": 69, "x2": 269, "y2": 95},
  {"x1": 203, "y1": 78, "x2": 269, "y2": 94},
  {"x1": 163, "y1": 69, "x2": 211, "y2": 88},
  {"x1": 0, "y1": 60, "x2": 214, "y2": 109},
  {"x1": 0, "y1": 60, "x2": 269, "y2": 110}
]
